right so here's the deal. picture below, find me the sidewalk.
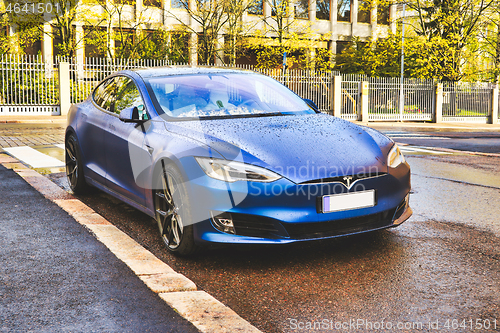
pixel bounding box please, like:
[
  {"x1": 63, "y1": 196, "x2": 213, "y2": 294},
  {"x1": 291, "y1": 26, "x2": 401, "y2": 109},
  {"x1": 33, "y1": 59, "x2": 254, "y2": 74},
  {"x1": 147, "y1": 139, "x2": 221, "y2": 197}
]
[
  {"x1": 0, "y1": 153, "x2": 262, "y2": 333},
  {"x1": 0, "y1": 162, "x2": 200, "y2": 332},
  {"x1": 0, "y1": 115, "x2": 66, "y2": 124}
]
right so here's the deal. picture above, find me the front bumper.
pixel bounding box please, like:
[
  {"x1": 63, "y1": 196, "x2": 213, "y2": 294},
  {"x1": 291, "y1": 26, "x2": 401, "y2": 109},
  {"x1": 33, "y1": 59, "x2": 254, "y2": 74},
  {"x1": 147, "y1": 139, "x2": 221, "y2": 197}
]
[{"x1": 179, "y1": 157, "x2": 412, "y2": 245}]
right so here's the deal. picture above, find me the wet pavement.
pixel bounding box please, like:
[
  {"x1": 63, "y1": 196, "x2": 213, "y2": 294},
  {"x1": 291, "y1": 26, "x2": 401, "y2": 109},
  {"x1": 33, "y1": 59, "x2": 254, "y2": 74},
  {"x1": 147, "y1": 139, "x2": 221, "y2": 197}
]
[
  {"x1": 372, "y1": 126, "x2": 500, "y2": 154},
  {"x1": 46, "y1": 152, "x2": 500, "y2": 333},
  {"x1": 0, "y1": 123, "x2": 65, "y2": 148},
  {"x1": 3, "y1": 121, "x2": 500, "y2": 332}
]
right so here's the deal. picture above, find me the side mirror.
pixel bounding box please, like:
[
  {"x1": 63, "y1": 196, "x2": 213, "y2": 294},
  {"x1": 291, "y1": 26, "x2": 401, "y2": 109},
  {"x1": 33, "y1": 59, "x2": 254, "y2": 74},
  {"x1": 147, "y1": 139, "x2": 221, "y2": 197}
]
[
  {"x1": 303, "y1": 98, "x2": 320, "y2": 113},
  {"x1": 119, "y1": 106, "x2": 146, "y2": 123}
]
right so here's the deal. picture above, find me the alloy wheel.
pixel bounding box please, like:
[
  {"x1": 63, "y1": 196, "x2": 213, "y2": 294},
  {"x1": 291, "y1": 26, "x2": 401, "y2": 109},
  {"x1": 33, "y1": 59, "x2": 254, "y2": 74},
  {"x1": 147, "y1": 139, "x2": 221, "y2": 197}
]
[
  {"x1": 155, "y1": 164, "x2": 184, "y2": 250},
  {"x1": 65, "y1": 138, "x2": 78, "y2": 189}
]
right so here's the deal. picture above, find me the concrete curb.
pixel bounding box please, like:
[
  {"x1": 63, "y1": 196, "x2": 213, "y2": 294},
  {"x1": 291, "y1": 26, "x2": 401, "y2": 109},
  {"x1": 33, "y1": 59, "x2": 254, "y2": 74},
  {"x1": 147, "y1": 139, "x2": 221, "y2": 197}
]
[{"x1": 0, "y1": 153, "x2": 262, "y2": 333}]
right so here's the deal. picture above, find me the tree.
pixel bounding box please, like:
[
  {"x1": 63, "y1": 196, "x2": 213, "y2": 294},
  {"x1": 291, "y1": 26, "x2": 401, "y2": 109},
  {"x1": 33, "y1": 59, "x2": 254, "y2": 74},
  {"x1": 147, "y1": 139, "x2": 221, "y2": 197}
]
[
  {"x1": 166, "y1": 0, "x2": 228, "y2": 64},
  {"x1": 478, "y1": 5, "x2": 500, "y2": 83},
  {"x1": 224, "y1": 0, "x2": 258, "y2": 65},
  {"x1": 247, "y1": 0, "x2": 318, "y2": 69},
  {"x1": 3, "y1": 0, "x2": 89, "y2": 57},
  {"x1": 404, "y1": 0, "x2": 495, "y2": 81},
  {"x1": 334, "y1": 34, "x2": 401, "y2": 76},
  {"x1": 83, "y1": 0, "x2": 157, "y2": 59}
]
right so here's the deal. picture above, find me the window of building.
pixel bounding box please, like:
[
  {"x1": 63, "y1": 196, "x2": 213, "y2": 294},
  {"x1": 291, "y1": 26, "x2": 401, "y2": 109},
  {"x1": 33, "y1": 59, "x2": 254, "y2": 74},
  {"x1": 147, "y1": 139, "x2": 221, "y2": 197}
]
[
  {"x1": 170, "y1": 0, "x2": 186, "y2": 9},
  {"x1": 336, "y1": 41, "x2": 349, "y2": 54},
  {"x1": 84, "y1": 26, "x2": 106, "y2": 58},
  {"x1": 357, "y1": 0, "x2": 371, "y2": 23},
  {"x1": 377, "y1": 4, "x2": 389, "y2": 25},
  {"x1": 294, "y1": 0, "x2": 308, "y2": 19},
  {"x1": 114, "y1": 0, "x2": 135, "y2": 5},
  {"x1": 17, "y1": 23, "x2": 42, "y2": 56},
  {"x1": 248, "y1": 0, "x2": 263, "y2": 15},
  {"x1": 114, "y1": 28, "x2": 135, "y2": 57},
  {"x1": 144, "y1": 0, "x2": 162, "y2": 7},
  {"x1": 316, "y1": 0, "x2": 330, "y2": 20},
  {"x1": 337, "y1": 0, "x2": 351, "y2": 22},
  {"x1": 271, "y1": 0, "x2": 287, "y2": 17},
  {"x1": 52, "y1": 25, "x2": 76, "y2": 58},
  {"x1": 168, "y1": 32, "x2": 189, "y2": 63}
]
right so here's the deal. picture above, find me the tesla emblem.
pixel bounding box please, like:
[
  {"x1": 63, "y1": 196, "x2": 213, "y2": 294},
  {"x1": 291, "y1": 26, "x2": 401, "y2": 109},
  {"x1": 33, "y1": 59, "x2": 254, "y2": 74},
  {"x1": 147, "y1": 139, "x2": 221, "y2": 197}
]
[{"x1": 343, "y1": 176, "x2": 353, "y2": 188}]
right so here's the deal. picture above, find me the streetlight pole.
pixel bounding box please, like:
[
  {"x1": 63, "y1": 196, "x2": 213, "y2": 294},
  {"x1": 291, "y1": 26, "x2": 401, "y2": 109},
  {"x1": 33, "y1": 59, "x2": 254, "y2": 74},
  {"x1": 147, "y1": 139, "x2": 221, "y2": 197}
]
[{"x1": 399, "y1": 4, "x2": 406, "y2": 122}]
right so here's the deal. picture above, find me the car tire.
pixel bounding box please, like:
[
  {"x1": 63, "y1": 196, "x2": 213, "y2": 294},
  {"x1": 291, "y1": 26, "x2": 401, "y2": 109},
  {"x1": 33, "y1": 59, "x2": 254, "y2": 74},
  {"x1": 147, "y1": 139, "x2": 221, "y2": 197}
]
[
  {"x1": 154, "y1": 160, "x2": 198, "y2": 256},
  {"x1": 65, "y1": 133, "x2": 89, "y2": 194}
]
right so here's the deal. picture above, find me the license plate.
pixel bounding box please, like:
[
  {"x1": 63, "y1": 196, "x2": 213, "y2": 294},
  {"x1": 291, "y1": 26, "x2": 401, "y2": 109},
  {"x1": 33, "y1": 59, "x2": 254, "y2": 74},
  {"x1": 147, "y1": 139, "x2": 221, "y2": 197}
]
[{"x1": 322, "y1": 190, "x2": 376, "y2": 213}]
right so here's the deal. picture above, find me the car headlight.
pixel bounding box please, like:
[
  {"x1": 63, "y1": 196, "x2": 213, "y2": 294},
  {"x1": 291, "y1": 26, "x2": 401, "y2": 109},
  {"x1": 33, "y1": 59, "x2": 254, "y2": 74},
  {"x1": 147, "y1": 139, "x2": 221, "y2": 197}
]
[
  {"x1": 387, "y1": 144, "x2": 406, "y2": 168},
  {"x1": 195, "y1": 157, "x2": 282, "y2": 183}
]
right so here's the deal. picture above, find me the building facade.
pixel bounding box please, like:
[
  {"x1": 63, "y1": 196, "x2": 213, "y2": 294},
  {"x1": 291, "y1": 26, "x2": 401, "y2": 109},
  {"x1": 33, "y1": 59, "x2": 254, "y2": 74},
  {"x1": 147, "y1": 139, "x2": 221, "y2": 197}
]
[{"x1": 2, "y1": 0, "x2": 401, "y2": 65}]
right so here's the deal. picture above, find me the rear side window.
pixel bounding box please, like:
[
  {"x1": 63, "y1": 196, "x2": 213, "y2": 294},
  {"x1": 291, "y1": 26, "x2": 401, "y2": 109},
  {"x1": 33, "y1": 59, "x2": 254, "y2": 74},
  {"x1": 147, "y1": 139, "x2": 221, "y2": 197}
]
[{"x1": 93, "y1": 78, "x2": 117, "y2": 112}]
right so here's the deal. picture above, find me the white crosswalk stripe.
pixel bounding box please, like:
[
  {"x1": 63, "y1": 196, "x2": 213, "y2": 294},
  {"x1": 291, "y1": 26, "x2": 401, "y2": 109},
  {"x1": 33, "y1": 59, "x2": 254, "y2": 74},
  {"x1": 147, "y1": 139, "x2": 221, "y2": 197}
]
[
  {"x1": 399, "y1": 146, "x2": 452, "y2": 155},
  {"x1": 382, "y1": 131, "x2": 450, "y2": 140},
  {"x1": 4, "y1": 146, "x2": 65, "y2": 168}
]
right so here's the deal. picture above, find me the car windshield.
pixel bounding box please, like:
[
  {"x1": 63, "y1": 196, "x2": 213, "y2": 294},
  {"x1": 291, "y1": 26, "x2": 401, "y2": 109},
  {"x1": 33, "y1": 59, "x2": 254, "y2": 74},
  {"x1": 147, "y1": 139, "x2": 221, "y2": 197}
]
[{"x1": 145, "y1": 73, "x2": 315, "y2": 118}]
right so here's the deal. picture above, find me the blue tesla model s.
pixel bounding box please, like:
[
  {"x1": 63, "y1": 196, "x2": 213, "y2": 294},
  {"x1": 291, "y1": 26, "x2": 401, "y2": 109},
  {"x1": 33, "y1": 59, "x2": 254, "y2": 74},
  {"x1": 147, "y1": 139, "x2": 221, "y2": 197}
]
[{"x1": 66, "y1": 67, "x2": 412, "y2": 256}]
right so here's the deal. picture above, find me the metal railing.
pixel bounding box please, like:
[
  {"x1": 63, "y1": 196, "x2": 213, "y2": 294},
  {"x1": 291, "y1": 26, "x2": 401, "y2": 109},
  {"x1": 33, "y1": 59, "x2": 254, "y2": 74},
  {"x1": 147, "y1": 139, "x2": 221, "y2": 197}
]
[
  {"x1": 0, "y1": 54, "x2": 59, "y2": 115},
  {"x1": 0, "y1": 55, "x2": 498, "y2": 123},
  {"x1": 68, "y1": 57, "x2": 187, "y2": 104},
  {"x1": 368, "y1": 77, "x2": 434, "y2": 121},
  {"x1": 442, "y1": 82, "x2": 493, "y2": 122},
  {"x1": 225, "y1": 66, "x2": 337, "y2": 113},
  {"x1": 341, "y1": 74, "x2": 365, "y2": 120},
  {"x1": 278, "y1": 70, "x2": 335, "y2": 113}
]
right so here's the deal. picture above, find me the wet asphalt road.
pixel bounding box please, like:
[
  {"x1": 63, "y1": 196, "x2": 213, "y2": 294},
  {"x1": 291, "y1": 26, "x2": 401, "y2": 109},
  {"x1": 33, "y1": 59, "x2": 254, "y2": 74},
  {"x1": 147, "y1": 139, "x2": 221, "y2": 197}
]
[
  {"x1": 4, "y1": 122, "x2": 500, "y2": 332},
  {"x1": 47, "y1": 153, "x2": 500, "y2": 333},
  {"x1": 373, "y1": 126, "x2": 500, "y2": 154}
]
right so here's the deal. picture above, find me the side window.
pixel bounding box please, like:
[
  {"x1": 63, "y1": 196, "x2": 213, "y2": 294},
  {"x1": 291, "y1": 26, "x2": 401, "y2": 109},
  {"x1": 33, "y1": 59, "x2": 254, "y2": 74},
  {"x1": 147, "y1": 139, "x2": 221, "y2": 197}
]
[
  {"x1": 114, "y1": 77, "x2": 145, "y2": 116},
  {"x1": 93, "y1": 78, "x2": 117, "y2": 112}
]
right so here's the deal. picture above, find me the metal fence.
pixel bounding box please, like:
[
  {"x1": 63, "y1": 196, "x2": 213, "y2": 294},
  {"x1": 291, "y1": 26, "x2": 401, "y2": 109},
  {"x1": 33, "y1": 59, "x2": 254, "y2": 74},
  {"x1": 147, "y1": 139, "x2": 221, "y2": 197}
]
[
  {"x1": 442, "y1": 82, "x2": 493, "y2": 122},
  {"x1": 221, "y1": 66, "x2": 337, "y2": 113},
  {"x1": 368, "y1": 77, "x2": 434, "y2": 121},
  {"x1": 0, "y1": 54, "x2": 59, "y2": 115},
  {"x1": 67, "y1": 60, "x2": 336, "y2": 112},
  {"x1": 341, "y1": 74, "x2": 364, "y2": 120},
  {"x1": 69, "y1": 57, "x2": 186, "y2": 104},
  {"x1": 0, "y1": 55, "x2": 498, "y2": 122}
]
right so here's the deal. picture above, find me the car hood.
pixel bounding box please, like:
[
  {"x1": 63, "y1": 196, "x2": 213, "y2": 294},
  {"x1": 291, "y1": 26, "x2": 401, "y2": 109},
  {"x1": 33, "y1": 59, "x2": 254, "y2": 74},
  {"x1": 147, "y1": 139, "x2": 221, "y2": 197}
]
[{"x1": 165, "y1": 114, "x2": 392, "y2": 183}]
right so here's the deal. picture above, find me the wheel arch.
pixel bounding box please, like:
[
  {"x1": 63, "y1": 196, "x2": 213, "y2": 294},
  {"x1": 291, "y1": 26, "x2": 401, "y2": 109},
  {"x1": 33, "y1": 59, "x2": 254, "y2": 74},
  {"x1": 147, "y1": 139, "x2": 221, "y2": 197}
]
[{"x1": 150, "y1": 155, "x2": 180, "y2": 194}]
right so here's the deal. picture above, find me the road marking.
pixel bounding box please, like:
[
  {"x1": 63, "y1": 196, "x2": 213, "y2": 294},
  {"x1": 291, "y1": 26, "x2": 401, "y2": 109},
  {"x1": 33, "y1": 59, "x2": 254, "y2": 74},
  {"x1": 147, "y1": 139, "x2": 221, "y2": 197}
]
[
  {"x1": 383, "y1": 131, "x2": 450, "y2": 140},
  {"x1": 4, "y1": 146, "x2": 65, "y2": 168},
  {"x1": 55, "y1": 144, "x2": 65, "y2": 150},
  {"x1": 399, "y1": 146, "x2": 453, "y2": 155}
]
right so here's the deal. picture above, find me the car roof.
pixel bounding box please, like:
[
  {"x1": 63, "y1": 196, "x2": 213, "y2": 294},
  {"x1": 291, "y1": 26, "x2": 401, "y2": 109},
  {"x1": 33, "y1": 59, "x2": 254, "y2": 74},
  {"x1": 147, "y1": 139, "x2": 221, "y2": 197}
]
[{"x1": 130, "y1": 66, "x2": 256, "y2": 78}]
